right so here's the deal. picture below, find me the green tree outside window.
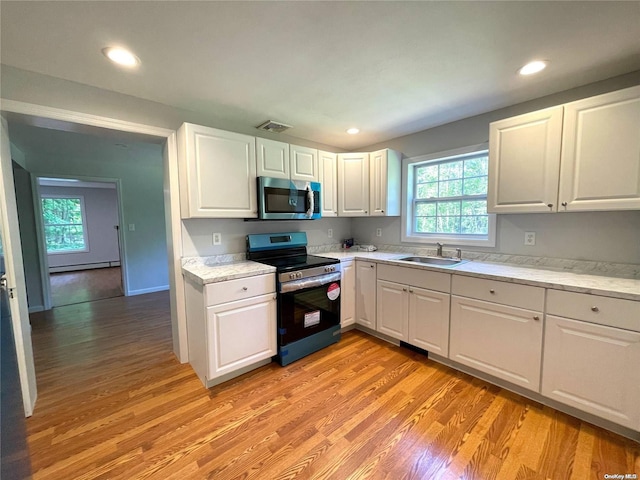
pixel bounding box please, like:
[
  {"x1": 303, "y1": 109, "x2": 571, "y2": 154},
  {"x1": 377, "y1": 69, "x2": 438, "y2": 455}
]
[{"x1": 41, "y1": 197, "x2": 88, "y2": 253}]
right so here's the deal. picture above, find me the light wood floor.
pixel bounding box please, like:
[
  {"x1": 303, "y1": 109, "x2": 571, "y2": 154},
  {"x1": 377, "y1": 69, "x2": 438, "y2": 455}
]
[
  {"x1": 49, "y1": 266, "x2": 123, "y2": 307},
  {"x1": 27, "y1": 292, "x2": 639, "y2": 479}
]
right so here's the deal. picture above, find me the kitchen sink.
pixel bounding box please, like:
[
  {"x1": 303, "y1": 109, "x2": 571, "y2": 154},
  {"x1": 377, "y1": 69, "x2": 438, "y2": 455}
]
[{"x1": 397, "y1": 256, "x2": 469, "y2": 267}]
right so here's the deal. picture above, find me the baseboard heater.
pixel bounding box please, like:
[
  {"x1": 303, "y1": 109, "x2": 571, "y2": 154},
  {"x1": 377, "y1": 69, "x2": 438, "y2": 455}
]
[{"x1": 49, "y1": 261, "x2": 121, "y2": 274}]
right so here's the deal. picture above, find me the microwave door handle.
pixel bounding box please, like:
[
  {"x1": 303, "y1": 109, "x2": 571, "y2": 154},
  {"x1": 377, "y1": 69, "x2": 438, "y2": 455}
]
[{"x1": 306, "y1": 184, "x2": 314, "y2": 218}]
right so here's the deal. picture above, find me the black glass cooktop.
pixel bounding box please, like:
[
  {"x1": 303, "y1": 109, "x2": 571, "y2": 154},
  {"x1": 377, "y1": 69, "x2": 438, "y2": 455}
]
[{"x1": 256, "y1": 254, "x2": 338, "y2": 272}]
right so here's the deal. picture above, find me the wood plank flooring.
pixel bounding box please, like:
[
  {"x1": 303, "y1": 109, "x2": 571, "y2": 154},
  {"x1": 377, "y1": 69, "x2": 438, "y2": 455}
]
[
  {"x1": 27, "y1": 292, "x2": 639, "y2": 479},
  {"x1": 49, "y1": 267, "x2": 123, "y2": 307}
]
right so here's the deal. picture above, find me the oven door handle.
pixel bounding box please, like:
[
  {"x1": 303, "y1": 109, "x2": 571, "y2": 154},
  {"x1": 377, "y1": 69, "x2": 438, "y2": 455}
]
[{"x1": 279, "y1": 272, "x2": 341, "y2": 294}]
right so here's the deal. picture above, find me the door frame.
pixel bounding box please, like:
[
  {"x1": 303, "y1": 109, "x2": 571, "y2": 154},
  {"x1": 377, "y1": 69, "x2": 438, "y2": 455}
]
[
  {"x1": 0, "y1": 101, "x2": 188, "y2": 389},
  {"x1": 32, "y1": 175, "x2": 127, "y2": 309}
]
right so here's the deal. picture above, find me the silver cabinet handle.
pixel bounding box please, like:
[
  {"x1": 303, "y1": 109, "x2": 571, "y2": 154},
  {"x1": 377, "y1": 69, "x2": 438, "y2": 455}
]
[
  {"x1": 409, "y1": 288, "x2": 414, "y2": 293},
  {"x1": 402, "y1": 288, "x2": 407, "y2": 292},
  {"x1": 489, "y1": 289, "x2": 495, "y2": 294},
  {"x1": 547, "y1": 203, "x2": 553, "y2": 208},
  {"x1": 591, "y1": 306, "x2": 599, "y2": 312},
  {"x1": 561, "y1": 202, "x2": 568, "y2": 207},
  {"x1": 242, "y1": 286, "x2": 248, "y2": 291},
  {"x1": 370, "y1": 265, "x2": 374, "y2": 268},
  {"x1": 533, "y1": 315, "x2": 540, "y2": 321}
]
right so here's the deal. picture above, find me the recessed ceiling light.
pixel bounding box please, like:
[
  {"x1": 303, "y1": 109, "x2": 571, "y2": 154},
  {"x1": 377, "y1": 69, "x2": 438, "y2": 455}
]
[
  {"x1": 346, "y1": 128, "x2": 360, "y2": 135},
  {"x1": 102, "y1": 47, "x2": 140, "y2": 67},
  {"x1": 519, "y1": 60, "x2": 548, "y2": 76}
]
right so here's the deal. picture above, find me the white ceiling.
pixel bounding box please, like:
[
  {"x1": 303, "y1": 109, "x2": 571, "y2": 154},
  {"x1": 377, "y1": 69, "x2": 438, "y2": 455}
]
[{"x1": 1, "y1": 1, "x2": 639, "y2": 150}]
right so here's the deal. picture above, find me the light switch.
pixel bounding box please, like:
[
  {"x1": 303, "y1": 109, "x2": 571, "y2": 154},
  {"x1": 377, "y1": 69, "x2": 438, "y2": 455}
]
[
  {"x1": 128, "y1": 224, "x2": 135, "y2": 231},
  {"x1": 213, "y1": 233, "x2": 222, "y2": 245}
]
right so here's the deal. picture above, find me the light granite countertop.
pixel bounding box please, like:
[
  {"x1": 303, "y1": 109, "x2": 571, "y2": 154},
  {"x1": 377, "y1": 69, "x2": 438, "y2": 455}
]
[
  {"x1": 182, "y1": 251, "x2": 639, "y2": 301},
  {"x1": 315, "y1": 251, "x2": 640, "y2": 302},
  {"x1": 182, "y1": 261, "x2": 276, "y2": 285}
]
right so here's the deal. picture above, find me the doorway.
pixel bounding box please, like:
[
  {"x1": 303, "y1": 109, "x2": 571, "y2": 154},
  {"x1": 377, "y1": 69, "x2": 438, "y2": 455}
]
[{"x1": 36, "y1": 177, "x2": 125, "y2": 307}]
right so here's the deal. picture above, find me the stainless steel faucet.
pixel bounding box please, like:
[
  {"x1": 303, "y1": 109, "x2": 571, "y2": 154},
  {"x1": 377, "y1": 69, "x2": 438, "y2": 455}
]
[
  {"x1": 456, "y1": 248, "x2": 462, "y2": 260},
  {"x1": 436, "y1": 242, "x2": 443, "y2": 257}
]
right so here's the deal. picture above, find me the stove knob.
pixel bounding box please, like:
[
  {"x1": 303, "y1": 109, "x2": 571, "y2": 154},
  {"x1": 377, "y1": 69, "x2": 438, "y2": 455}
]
[
  {"x1": 331, "y1": 266, "x2": 336, "y2": 272},
  {"x1": 297, "y1": 272, "x2": 303, "y2": 279},
  {"x1": 289, "y1": 273, "x2": 296, "y2": 280}
]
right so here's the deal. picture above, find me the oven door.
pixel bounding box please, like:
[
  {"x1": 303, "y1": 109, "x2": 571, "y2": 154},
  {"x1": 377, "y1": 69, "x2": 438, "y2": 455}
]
[{"x1": 278, "y1": 272, "x2": 341, "y2": 346}]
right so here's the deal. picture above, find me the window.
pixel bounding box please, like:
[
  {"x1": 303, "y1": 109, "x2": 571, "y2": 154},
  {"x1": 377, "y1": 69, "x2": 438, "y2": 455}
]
[
  {"x1": 41, "y1": 196, "x2": 89, "y2": 253},
  {"x1": 402, "y1": 145, "x2": 496, "y2": 247}
]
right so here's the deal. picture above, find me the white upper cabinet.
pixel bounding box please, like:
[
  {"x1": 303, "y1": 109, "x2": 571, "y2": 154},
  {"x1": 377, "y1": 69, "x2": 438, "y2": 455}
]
[
  {"x1": 318, "y1": 150, "x2": 338, "y2": 217},
  {"x1": 488, "y1": 86, "x2": 640, "y2": 214},
  {"x1": 290, "y1": 145, "x2": 319, "y2": 182},
  {"x1": 256, "y1": 138, "x2": 290, "y2": 179},
  {"x1": 338, "y1": 152, "x2": 370, "y2": 216},
  {"x1": 369, "y1": 149, "x2": 401, "y2": 216},
  {"x1": 559, "y1": 86, "x2": 640, "y2": 211},
  {"x1": 488, "y1": 107, "x2": 563, "y2": 213},
  {"x1": 338, "y1": 148, "x2": 401, "y2": 217},
  {"x1": 178, "y1": 123, "x2": 257, "y2": 218}
]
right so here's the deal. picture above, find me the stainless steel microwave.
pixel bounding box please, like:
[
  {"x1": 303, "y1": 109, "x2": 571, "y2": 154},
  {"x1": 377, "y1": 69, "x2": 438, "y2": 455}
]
[{"x1": 257, "y1": 177, "x2": 321, "y2": 220}]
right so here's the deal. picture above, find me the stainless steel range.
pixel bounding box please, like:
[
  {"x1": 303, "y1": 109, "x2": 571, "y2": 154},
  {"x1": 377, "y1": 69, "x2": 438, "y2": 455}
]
[{"x1": 246, "y1": 232, "x2": 341, "y2": 366}]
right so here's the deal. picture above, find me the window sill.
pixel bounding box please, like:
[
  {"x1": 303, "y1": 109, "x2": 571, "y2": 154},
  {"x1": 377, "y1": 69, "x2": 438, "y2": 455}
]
[{"x1": 401, "y1": 232, "x2": 496, "y2": 248}]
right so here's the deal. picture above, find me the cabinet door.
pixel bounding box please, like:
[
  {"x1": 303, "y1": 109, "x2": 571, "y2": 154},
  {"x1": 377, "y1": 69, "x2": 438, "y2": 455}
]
[
  {"x1": 207, "y1": 293, "x2": 277, "y2": 378},
  {"x1": 178, "y1": 123, "x2": 257, "y2": 218},
  {"x1": 450, "y1": 296, "x2": 542, "y2": 391},
  {"x1": 340, "y1": 260, "x2": 355, "y2": 327},
  {"x1": 542, "y1": 315, "x2": 640, "y2": 430},
  {"x1": 290, "y1": 145, "x2": 318, "y2": 182},
  {"x1": 488, "y1": 107, "x2": 563, "y2": 213},
  {"x1": 376, "y1": 280, "x2": 408, "y2": 341},
  {"x1": 338, "y1": 153, "x2": 370, "y2": 216},
  {"x1": 319, "y1": 150, "x2": 338, "y2": 217},
  {"x1": 256, "y1": 138, "x2": 289, "y2": 179},
  {"x1": 369, "y1": 149, "x2": 401, "y2": 216},
  {"x1": 355, "y1": 261, "x2": 376, "y2": 328},
  {"x1": 559, "y1": 85, "x2": 640, "y2": 211},
  {"x1": 408, "y1": 287, "x2": 450, "y2": 357}
]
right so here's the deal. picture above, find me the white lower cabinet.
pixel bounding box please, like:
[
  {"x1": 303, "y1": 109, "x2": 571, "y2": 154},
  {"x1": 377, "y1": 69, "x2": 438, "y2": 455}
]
[
  {"x1": 355, "y1": 261, "x2": 376, "y2": 328},
  {"x1": 207, "y1": 294, "x2": 277, "y2": 378},
  {"x1": 376, "y1": 280, "x2": 408, "y2": 341},
  {"x1": 340, "y1": 259, "x2": 355, "y2": 327},
  {"x1": 376, "y1": 264, "x2": 450, "y2": 350},
  {"x1": 541, "y1": 290, "x2": 640, "y2": 430},
  {"x1": 184, "y1": 273, "x2": 277, "y2": 388},
  {"x1": 449, "y1": 276, "x2": 544, "y2": 392}
]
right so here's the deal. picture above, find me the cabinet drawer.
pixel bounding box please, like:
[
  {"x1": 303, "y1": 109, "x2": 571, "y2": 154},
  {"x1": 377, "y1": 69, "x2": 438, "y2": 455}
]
[
  {"x1": 205, "y1": 274, "x2": 275, "y2": 306},
  {"x1": 451, "y1": 275, "x2": 544, "y2": 311},
  {"x1": 547, "y1": 290, "x2": 640, "y2": 332},
  {"x1": 377, "y1": 264, "x2": 450, "y2": 293}
]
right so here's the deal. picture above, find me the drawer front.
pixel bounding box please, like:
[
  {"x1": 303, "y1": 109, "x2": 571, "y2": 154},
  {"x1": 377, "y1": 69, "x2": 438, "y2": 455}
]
[
  {"x1": 377, "y1": 264, "x2": 450, "y2": 293},
  {"x1": 451, "y1": 275, "x2": 544, "y2": 311},
  {"x1": 205, "y1": 274, "x2": 275, "y2": 306},
  {"x1": 547, "y1": 290, "x2": 640, "y2": 332}
]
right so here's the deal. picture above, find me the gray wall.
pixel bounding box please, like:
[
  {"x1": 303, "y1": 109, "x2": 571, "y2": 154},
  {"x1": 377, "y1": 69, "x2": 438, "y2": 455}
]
[
  {"x1": 15, "y1": 127, "x2": 170, "y2": 295},
  {"x1": 40, "y1": 185, "x2": 119, "y2": 269},
  {"x1": 12, "y1": 162, "x2": 44, "y2": 311},
  {"x1": 356, "y1": 71, "x2": 640, "y2": 265}
]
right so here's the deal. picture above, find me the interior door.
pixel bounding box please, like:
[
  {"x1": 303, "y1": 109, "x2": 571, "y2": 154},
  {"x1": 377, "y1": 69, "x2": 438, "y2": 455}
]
[{"x1": 0, "y1": 117, "x2": 37, "y2": 416}]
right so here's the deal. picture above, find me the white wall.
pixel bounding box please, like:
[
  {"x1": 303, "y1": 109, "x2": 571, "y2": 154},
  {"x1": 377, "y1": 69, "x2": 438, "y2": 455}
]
[
  {"x1": 356, "y1": 71, "x2": 640, "y2": 265},
  {"x1": 40, "y1": 185, "x2": 119, "y2": 269},
  {"x1": 182, "y1": 217, "x2": 351, "y2": 257}
]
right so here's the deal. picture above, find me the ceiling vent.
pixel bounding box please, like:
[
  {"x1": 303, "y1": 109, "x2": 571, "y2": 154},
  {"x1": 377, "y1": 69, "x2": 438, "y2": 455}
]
[{"x1": 256, "y1": 120, "x2": 292, "y2": 133}]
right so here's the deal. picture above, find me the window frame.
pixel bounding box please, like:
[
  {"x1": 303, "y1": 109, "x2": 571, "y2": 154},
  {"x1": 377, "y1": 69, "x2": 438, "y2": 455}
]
[
  {"x1": 401, "y1": 144, "x2": 496, "y2": 247},
  {"x1": 41, "y1": 194, "x2": 90, "y2": 254}
]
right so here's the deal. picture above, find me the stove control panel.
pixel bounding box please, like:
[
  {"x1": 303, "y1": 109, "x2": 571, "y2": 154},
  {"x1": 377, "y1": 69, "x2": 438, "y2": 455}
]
[
  {"x1": 323, "y1": 265, "x2": 337, "y2": 273},
  {"x1": 288, "y1": 271, "x2": 304, "y2": 280}
]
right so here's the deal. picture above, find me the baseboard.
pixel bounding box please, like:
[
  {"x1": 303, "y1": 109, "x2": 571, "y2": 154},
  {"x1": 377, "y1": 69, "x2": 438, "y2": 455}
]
[
  {"x1": 128, "y1": 285, "x2": 170, "y2": 296},
  {"x1": 28, "y1": 305, "x2": 45, "y2": 313},
  {"x1": 49, "y1": 261, "x2": 121, "y2": 273}
]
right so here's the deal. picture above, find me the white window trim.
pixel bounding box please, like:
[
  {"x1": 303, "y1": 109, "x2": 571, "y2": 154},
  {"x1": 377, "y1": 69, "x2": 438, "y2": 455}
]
[
  {"x1": 401, "y1": 143, "x2": 496, "y2": 247},
  {"x1": 41, "y1": 194, "x2": 90, "y2": 254}
]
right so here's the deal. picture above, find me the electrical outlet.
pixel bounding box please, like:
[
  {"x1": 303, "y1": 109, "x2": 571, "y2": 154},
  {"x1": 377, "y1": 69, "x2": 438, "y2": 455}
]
[
  {"x1": 376, "y1": 228, "x2": 382, "y2": 237},
  {"x1": 524, "y1": 231, "x2": 536, "y2": 246},
  {"x1": 328, "y1": 229, "x2": 333, "y2": 238},
  {"x1": 213, "y1": 233, "x2": 222, "y2": 245},
  {"x1": 128, "y1": 223, "x2": 135, "y2": 231}
]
